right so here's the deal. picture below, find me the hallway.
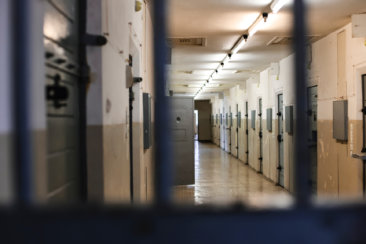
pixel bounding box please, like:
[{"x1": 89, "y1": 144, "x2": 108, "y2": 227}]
[{"x1": 174, "y1": 142, "x2": 290, "y2": 207}]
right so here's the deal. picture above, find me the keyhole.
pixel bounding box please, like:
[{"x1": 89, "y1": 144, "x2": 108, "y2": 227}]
[{"x1": 176, "y1": 117, "x2": 181, "y2": 123}]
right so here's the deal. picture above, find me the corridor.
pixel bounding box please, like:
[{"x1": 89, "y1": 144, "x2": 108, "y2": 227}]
[{"x1": 174, "y1": 142, "x2": 290, "y2": 208}]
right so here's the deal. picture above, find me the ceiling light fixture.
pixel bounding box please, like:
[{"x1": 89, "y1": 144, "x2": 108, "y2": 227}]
[
  {"x1": 187, "y1": 84, "x2": 203, "y2": 88},
  {"x1": 270, "y1": 0, "x2": 291, "y2": 14},
  {"x1": 231, "y1": 34, "x2": 248, "y2": 55},
  {"x1": 248, "y1": 13, "x2": 268, "y2": 37},
  {"x1": 217, "y1": 63, "x2": 224, "y2": 72},
  {"x1": 222, "y1": 54, "x2": 231, "y2": 65}
]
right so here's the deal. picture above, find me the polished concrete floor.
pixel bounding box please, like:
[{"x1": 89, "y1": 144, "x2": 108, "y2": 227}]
[{"x1": 173, "y1": 142, "x2": 291, "y2": 208}]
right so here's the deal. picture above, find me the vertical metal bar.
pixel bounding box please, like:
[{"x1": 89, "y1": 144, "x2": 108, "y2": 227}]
[
  {"x1": 129, "y1": 87, "x2": 134, "y2": 202},
  {"x1": 153, "y1": 0, "x2": 172, "y2": 205},
  {"x1": 12, "y1": 0, "x2": 33, "y2": 206},
  {"x1": 293, "y1": 0, "x2": 311, "y2": 206},
  {"x1": 79, "y1": 0, "x2": 88, "y2": 202}
]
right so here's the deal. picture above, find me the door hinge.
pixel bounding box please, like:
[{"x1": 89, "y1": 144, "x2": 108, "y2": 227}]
[
  {"x1": 362, "y1": 107, "x2": 366, "y2": 115},
  {"x1": 277, "y1": 135, "x2": 282, "y2": 142}
]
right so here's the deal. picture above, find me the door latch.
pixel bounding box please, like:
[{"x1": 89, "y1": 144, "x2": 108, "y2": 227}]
[{"x1": 46, "y1": 74, "x2": 69, "y2": 109}]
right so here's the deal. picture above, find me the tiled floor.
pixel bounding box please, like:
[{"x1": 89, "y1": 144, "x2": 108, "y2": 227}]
[{"x1": 173, "y1": 142, "x2": 292, "y2": 208}]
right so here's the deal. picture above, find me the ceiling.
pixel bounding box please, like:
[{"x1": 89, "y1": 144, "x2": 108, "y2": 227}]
[{"x1": 167, "y1": 0, "x2": 366, "y2": 100}]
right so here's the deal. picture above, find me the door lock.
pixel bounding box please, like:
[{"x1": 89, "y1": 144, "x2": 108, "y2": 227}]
[{"x1": 46, "y1": 74, "x2": 69, "y2": 109}]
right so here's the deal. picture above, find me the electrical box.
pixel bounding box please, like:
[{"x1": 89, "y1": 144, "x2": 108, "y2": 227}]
[
  {"x1": 285, "y1": 106, "x2": 293, "y2": 134},
  {"x1": 143, "y1": 93, "x2": 152, "y2": 149},
  {"x1": 333, "y1": 100, "x2": 348, "y2": 141},
  {"x1": 267, "y1": 108, "x2": 272, "y2": 132},
  {"x1": 251, "y1": 110, "x2": 256, "y2": 129}
]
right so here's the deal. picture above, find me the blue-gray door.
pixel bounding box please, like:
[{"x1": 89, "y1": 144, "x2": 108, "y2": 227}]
[
  {"x1": 44, "y1": 0, "x2": 82, "y2": 202},
  {"x1": 259, "y1": 98, "x2": 263, "y2": 173},
  {"x1": 245, "y1": 101, "x2": 249, "y2": 164},
  {"x1": 308, "y1": 86, "x2": 318, "y2": 194},
  {"x1": 278, "y1": 94, "x2": 284, "y2": 186},
  {"x1": 171, "y1": 97, "x2": 195, "y2": 185},
  {"x1": 236, "y1": 104, "x2": 239, "y2": 159}
]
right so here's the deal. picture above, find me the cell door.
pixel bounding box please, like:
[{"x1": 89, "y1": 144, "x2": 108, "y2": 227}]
[
  {"x1": 258, "y1": 98, "x2": 263, "y2": 172},
  {"x1": 307, "y1": 86, "x2": 318, "y2": 194},
  {"x1": 171, "y1": 97, "x2": 194, "y2": 185},
  {"x1": 236, "y1": 104, "x2": 239, "y2": 159},
  {"x1": 44, "y1": 0, "x2": 82, "y2": 202},
  {"x1": 277, "y1": 94, "x2": 284, "y2": 186},
  {"x1": 245, "y1": 101, "x2": 249, "y2": 164}
]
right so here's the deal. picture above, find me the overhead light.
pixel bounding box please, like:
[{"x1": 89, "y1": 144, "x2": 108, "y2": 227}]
[
  {"x1": 187, "y1": 84, "x2": 201, "y2": 88},
  {"x1": 270, "y1": 0, "x2": 291, "y2": 14},
  {"x1": 206, "y1": 83, "x2": 220, "y2": 88},
  {"x1": 222, "y1": 54, "x2": 231, "y2": 65},
  {"x1": 231, "y1": 35, "x2": 248, "y2": 55},
  {"x1": 217, "y1": 63, "x2": 223, "y2": 72},
  {"x1": 248, "y1": 13, "x2": 268, "y2": 37}
]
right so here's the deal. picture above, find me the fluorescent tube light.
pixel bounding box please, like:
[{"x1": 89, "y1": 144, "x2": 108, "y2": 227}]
[
  {"x1": 271, "y1": 0, "x2": 291, "y2": 14},
  {"x1": 231, "y1": 35, "x2": 248, "y2": 54},
  {"x1": 248, "y1": 13, "x2": 268, "y2": 37},
  {"x1": 222, "y1": 54, "x2": 231, "y2": 65},
  {"x1": 187, "y1": 84, "x2": 201, "y2": 88},
  {"x1": 217, "y1": 64, "x2": 223, "y2": 72}
]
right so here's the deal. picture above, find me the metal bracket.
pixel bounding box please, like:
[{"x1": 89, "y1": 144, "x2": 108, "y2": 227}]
[{"x1": 82, "y1": 34, "x2": 108, "y2": 46}]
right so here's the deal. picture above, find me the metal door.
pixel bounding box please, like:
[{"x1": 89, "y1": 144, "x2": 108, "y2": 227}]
[
  {"x1": 277, "y1": 94, "x2": 284, "y2": 186},
  {"x1": 170, "y1": 97, "x2": 194, "y2": 185},
  {"x1": 259, "y1": 98, "x2": 263, "y2": 172},
  {"x1": 245, "y1": 101, "x2": 249, "y2": 164},
  {"x1": 236, "y1": 104, "x2": 239, "y2": 159},
  {"x1": 225, "y1": 107, "x2": 231, "y2": 153},
  {"x1": 307, "y1": 86, "x2": 318, "y2": 194},
  {"x1": 44, "y1": 0, "x2": 82, "y2": 202}
]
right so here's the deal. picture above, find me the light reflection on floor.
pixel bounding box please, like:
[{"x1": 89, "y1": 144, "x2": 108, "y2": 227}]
[{"x1": 173, "y1": 142, "x2": 292, "y2": 208}]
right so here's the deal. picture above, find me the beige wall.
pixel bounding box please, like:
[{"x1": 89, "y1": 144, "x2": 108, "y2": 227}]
[
  {"x1": 211, "y1": 22, "x2": 366, "y2": 197},
  {"x1": 311, "y1": 24, "x2": 366, "y2": 199},
  {"x1": 86, "y1": 0, "x2": 155, "y2": 204}
]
